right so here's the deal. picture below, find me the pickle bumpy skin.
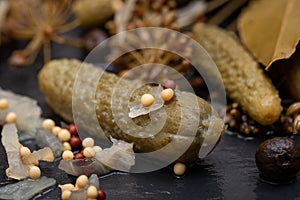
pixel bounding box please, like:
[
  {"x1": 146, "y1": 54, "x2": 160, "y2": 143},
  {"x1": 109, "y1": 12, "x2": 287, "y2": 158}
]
[
  {"x1": 193, "y1": 23, "x2": 282, "y2": 125},
  {"x1": 38, "y1": 59, "x2": 225, "y2": 163}
]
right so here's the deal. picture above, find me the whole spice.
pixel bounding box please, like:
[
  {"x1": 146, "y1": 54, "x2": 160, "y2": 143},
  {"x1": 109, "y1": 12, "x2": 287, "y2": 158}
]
[
  {"x1": 87, "y1": 185, "x2": 98, "y2": 199},
  {"x1": 62, "y1": 150, "x2": 74, "y2": 160},
  {"x1": 97, "y1": 189, "x2": 106, "y2": 200},
  {"x1": 237, "y1": 0, "x2": 300, "y2": 69},
  {"x1": 59, "y1": 174, "x2": 101, "y2": 200},
  {"x1": 293, "y1": 116, "x2": 300, "y2": 134},
  {"x1": 161, "y1": 89, "x2": 174, "y2": 101},
  {"x1": 83, "y1": 147, "x2": 96, "y2": 158},
  {"x1": 255, "y1": 137, "x2": 300, "y2": 183},
  {"x1": 58, "y1": 129, "x2": 71, "y2": 142},
  {"x1": 173, "y1": 162, "x2": 186, "y2": 176},
  {"x1": 61, "y1": 190, "x2": 72, "y2": 200},
  {"x1": 70, "y1": 136, "x2": 82, "y2": 150},
  {"x1": 52, "y1": 126, "x2": 61, "y2": 135},
  {"x1": 28, "y1": 166, "x2": 41, "y2": 180},
  {"x1": 5, "y1": 112, "x2": 17, "y2": 123},
  {"x1": 42, "y1": 119, "x2": 56, "y2": 130},
  {"x1": 0, "y1": 98, "x2": 8, "y2": 110},
  {"x1": 74, "y1": 153, "x2": 84, "y2": 160},
  {"x1": 63, "y1": 142, "x2": 72, "y2": 151},
  {"x1": 193, "y1": 23, "x2": 282, "y2": 125},
  {"x1": 225, "y1": 102, "x2": 297, "y2": 136},
  {"x1": 141, "y1": 93, "x2": 155, "y2": 107},
  {"x1": 76, "y1": 175, "x2": 89, "y2": 189},
  {"x1": 6, "y1": 0, "x2": 82, "y2": 67},
  {"x1": 286, "y1": 102, "x2": 300, "y2": 134},
  {"x1": 106, "y1": 0, "x2": 193, "y2": 80},
  {"x1": 82, "y1": 137, "x2": 95, "y2": 148},
  {"x1": 106, "y1": 0, "x2": 178, "y2": 35},
  {"x1": 225, "y1": 102, "x2": 264, "y2": 135},
  {"x1": 60, "y1": 183, "x2": 75, "y2": 193},
  {"x1": 20, "y1": 147, "x2": 31, "y2": 157},
  {"x1": 67, "y1": 124, "x2": 78, "y2": 136}
]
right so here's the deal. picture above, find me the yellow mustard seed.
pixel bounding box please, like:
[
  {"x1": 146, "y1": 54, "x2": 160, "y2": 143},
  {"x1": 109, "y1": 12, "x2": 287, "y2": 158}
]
[
  {"x1": 76, "y1": 175, "x2": 89, "y2": 189},
  {"x1": 60, "y1": 183, "x2": 75, "y2": 192},
  {"x1": 161, "y1": 88, "x2": 174, "y2": 101},
  {"x1": 19, "y1": 146, "x2": 31, "y2": 157},
  {"x1": 87, "y1": 185, "x2": 98, "y2": 199},
  {"x1": 61, "y1": 190, "x2": 72, "y2": 200},
  {"x1": 141, "y1": 93, "x2": 154, "y2": 107},
  {"x1": 52, "y1": 126, "x2": 61, "y2": 135},
  {"x1": 42, "y1": 119, "x2": 55, "y2": 130},
  {"x1": 0, "y1": 98, "x2": 9, "y2": 110},
  {"x1": 173, "y1": 162, "x2": 186, "y2": 176},
  {"x1": 62, "y1": 150, "x2": 74, "y2": 160},
  {"x1": 5, "y1": 112, "x2": 17, "y2": 123},
  {"x1": 82, "y1": 137, "x2": 94, "y2": 148},
  {"x1": 83, "y1": 147, "x2": 95, "y2": 158},
  {"x1": 58, "y1": 129, "x2": 71, "y2": 142},
  {"x1": 29, "y1": 166, "x2": 41, "y2": 180}
]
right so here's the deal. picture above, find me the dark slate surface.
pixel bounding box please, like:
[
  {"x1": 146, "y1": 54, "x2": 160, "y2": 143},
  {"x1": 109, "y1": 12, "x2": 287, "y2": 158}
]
[{"x1": 1, "y1": 33, "x2": 300, "y2": 200}]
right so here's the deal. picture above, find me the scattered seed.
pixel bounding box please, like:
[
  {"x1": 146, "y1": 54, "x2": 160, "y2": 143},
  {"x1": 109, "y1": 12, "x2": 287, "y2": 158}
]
[
  {"x1": 141, "y1": 94, "x2": 154, "y2": 107},
  {"x1": 161, "y1": 88, "x2": 174, "y2": 101},
  {"x1": 5, "y1": 112, "x2": 17, "y2": 123},
  {"x1": 42, "y1": 119, "x2": 55, "y2": 130},
  {"x1": 173, "y1": 162, "x2": 186, "y2": 176},
  {"x1": 0, "y1": 98, "x2": 9, "y2": 110},
  {"x1": 62, "y1": 150, "x2": 74, "y2": 160},
  {"x1": 29, "y1": 166, "x2": 41, "y2": 180}
]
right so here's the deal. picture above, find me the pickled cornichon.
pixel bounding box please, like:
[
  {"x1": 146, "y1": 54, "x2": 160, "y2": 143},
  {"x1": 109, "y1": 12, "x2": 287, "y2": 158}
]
[
  {"x1": 38, "y1": 59, "x2": 225, "y2": 163},
  {"x1": 193, "y1": 23, "x2": 282, "y2": 126}
]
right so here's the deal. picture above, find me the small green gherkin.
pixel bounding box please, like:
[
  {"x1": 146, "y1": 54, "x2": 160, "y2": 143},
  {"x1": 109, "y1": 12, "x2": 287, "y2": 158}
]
[
  {"x1": 193, "y1": 23, "x2": 282, "y2": 126},
  {"x1": 38, "y1": 59, "x2": 225, "y2": 163}
]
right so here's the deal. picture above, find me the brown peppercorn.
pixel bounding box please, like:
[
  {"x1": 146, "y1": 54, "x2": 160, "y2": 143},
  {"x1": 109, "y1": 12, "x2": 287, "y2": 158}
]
[
  {"x1": 97, "y1": 189, "x2": 106, "y2": 200},
  {"x1": 255, "y1": 137, "x2": 300, "y2": 183},
  {"x1": 70, "y1": 136, "x2": 82, "y2": 150},
  {"x1": 74, "y1": 153, "x2": 85, "y2": 160},
  {"x1": 67, "y1": 124, "x2": 78, "y2": 136}
]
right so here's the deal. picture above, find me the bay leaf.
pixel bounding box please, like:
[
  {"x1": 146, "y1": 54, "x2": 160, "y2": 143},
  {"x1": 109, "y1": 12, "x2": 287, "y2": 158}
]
[{"x1": 238, "y1": 0, "x2": 300, "y2": 70}]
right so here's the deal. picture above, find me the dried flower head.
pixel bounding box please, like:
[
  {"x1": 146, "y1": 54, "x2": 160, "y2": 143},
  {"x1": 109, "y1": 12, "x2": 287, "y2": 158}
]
[
  {"x1": 6, "y1": 0, "x2": 82, "y2": 67},
  {"x1": 106, "y1": 0, "x2": 178, "y2": 35},
  {"x1": 105, "y1": 0, "x2": 193, "y2": 81}
]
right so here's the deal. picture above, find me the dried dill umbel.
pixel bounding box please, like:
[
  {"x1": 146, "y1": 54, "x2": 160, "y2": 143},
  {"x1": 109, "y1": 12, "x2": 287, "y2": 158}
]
[
  {"x1": 6, "y1": 0, "x2": 82, "y2": 67},
  {"x1": 105, "y1": 0, "x2": 194, "y2": 82},
  {"x1": 106, "y1": 0, "x2": 178, "y2": 34}
]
